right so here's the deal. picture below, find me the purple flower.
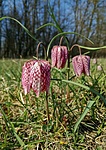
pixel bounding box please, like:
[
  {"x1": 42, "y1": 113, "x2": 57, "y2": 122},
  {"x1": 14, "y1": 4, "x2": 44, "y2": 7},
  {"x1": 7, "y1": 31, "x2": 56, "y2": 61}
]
[
  {"x1": 22, "y1": 60, "x2": 51, "y2": 97},
  {"x1": 51, "y1": 46, "x2": 68, "y2": 69},
  {"x1": 97, "y1": 65, "x2": 102, "y2": 71},
  {"x1": 92, "y1": 58, "x2": 97, "y2": 64},
  {"x1": 72, "y1": 55, "x2": 90, "y2": 76}
]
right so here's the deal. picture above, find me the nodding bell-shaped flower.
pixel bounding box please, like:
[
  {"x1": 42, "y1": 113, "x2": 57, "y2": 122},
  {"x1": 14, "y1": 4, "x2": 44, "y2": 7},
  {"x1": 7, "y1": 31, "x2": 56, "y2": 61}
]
[
  {"x1": 71, "y1": 44, "x2": 90, "y2": 76},
  {"x1": 97, "y1": 65, "x2": 102, "y2": 71},
  {"x1": 92, "y1": 58, "x2": 97, "y2": 64},
  {"x1": 51, "y1": 46, "x2": 68, "y2": 69},
  {"x1": 22, "y1": 60, "x2": 51, "y2": 97},
  {"x1": 72, "y1": 55, "x2": 90, "y2": 76}
]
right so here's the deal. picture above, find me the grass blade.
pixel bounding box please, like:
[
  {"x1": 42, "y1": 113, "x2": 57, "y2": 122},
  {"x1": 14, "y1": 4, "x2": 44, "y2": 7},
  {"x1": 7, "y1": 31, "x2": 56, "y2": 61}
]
[
  {"x1": 0, "y1": 106, "x2": 10, "y2": 131},
  {"x1": 74, "y1": 100, "x2": 95, "y2": 132},
  {"x1": 62, "y1": 79, "x2": 106, "y2": 105},
  {"x1": 11, "y1": 123, "x2": 25, "y2": 147},
  {"x1": 0, "y1": 106, "x2": 25, "y2": 148}
]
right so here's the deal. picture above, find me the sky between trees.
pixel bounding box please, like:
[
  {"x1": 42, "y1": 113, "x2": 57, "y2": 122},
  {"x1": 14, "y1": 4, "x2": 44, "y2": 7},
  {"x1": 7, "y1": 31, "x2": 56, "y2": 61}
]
[{"x1": 0, "y1": 0, "x2": 106, "y2": 58}]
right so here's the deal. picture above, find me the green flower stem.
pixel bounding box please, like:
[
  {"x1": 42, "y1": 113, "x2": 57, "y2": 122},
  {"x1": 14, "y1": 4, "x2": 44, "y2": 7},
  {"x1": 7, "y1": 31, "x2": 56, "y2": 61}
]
[
  {"x1": 66, "y1": 51, "x2": 71, "y2": 99},
  {"x1": 36, "y1": 42, "x2": 47, "y2": 60},
  {"x1": 46, "y1": 92, "x2": 50, "y2": 121}
]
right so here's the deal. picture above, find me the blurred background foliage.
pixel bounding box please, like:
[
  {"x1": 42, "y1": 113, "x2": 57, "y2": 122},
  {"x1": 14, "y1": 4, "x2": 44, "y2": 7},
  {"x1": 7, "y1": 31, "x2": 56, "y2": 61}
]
[{"x1": 0, "y1": 0, "x2": 106, "y2": 58}]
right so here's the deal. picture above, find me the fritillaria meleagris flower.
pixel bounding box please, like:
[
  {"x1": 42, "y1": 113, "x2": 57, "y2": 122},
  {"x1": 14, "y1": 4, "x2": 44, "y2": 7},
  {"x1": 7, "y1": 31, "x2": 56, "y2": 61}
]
[
  {"x1": 22, "y1": 60, "x2": 51, "y2": 97},
  {"x1": 51, "y1": 46, "x2": 68, "y2": 69},
  {"x1": 72, "y1": 55, "x2": 90, "y2": 76},
  {"x1": 97, "y1": 65, "x2": 102, "y2": 71},
  {"x1": 92, "y1": 58, "x2": 97, "y2": 64},
  {"x1": 22, "y1": 60, "x2": 35, "y2": 95}
]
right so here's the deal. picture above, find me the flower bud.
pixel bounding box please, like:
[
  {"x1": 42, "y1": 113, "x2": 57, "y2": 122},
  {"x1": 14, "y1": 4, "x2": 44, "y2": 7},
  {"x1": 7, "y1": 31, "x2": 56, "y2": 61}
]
[
  {"x1": 97, "y1": 65, "x2": 102, "y2": 71},
  {"x1": 92, "y1": 58, "x2": 97, "y2": 64}
]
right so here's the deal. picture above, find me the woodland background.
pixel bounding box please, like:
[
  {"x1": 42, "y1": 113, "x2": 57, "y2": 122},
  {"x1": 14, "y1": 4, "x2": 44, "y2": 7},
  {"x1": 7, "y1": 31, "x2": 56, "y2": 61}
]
[{"x1": 0, "y1": 0, "x2": 106, "y2": 58}]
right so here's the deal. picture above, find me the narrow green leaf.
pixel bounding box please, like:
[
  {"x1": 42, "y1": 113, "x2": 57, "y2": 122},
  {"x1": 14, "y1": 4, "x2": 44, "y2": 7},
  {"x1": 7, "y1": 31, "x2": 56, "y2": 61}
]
[
  {"x1": 48, "y1": 5, "x2": 63, "y2": 32},
  {"x1": 47, "y1": 32, "x2": 94, "y2": 57},
  {"x1": 0, "y1": 106, "x2": 25, "y2": 147},
  {"x1": 0, "y1": 16, "x2": 38, "y2": 42},
  {"x1": 37, "y1": 23, "x2": 58, "y2": 30},
  {"x1": 98, "y1": 75, "x2": 106, "y2": 83},
  {"x1": 0, "y1": 106, "x2": 10, "y2": 131},
  {"x1": 11, "y1": 123, "x2": 25, "y2": 147},
  {"x1": 74, "y1": 100, "x2": 95, "y2": 132},
  {"x1": 62, "y1": 80, "x2": 106, "y2": 105},
  {"x1": 79, "y1": 45, "x2": 106, "y2": 51}
]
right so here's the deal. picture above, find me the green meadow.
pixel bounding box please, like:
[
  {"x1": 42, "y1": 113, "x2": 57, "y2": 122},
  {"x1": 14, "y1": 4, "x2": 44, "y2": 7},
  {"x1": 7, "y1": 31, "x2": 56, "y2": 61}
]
[{"x1": 0, "y1": 58, "x2": 106, "y2": 150}]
